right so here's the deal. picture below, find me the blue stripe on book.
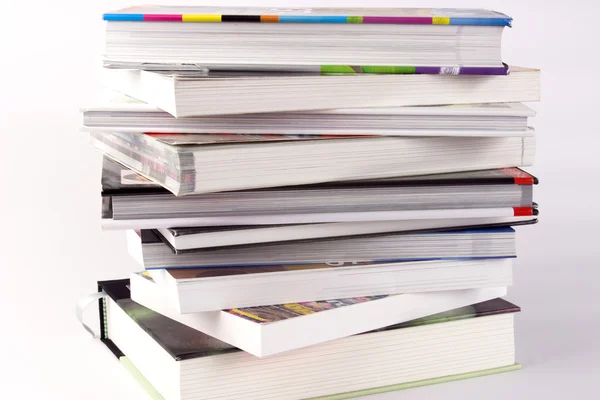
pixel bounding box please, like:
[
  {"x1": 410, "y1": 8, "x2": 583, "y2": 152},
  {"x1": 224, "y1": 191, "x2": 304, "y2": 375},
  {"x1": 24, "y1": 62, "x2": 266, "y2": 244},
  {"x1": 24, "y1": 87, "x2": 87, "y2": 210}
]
[
  {"x1": 278, "y1": 15, "x2": 349, "y2": 23},
  {"x1": 103, "y1": 13, "x2": 145, "y2": 21},
  {"x1": 449, "y1": 17, "x2": 512, "y2": 26}
]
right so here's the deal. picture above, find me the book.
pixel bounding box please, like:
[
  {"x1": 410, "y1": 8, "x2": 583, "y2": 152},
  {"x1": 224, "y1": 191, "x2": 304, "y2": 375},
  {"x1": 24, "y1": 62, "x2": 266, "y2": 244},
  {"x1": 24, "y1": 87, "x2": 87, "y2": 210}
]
[
  {"x1": 100, "y1": 156, "x2": 537, "y2": 227},
  {"x1": 131, "y1": 255, "x2": 513, "y2": 312},
  {"x1": 128, "y1": 273, "x2": 507, "y2": 357},
  {"x1": 132, "y1": 226, "x2": 516, "y2": 266},
  {"x1": 92, "y1": 133, "x2": 536, "y2": 196},
  {"x1": 99, "y1": 278, "x2": 520, "y2": 399},
  {"x1": 157, "y1": 217, "x2": 538, "y2": 250},
  {"x1": 83, "y1": 94, "x2": 535, "y2": 137},
  {"x1": 155, "y1": 225, "x2": 518, "y2": 256},
  {"x1": 103, "y1": 7, "x2": 511, "y2": 73},
  {"x1": 102, "y1": 66, "x2": 540, "y2": 117}
]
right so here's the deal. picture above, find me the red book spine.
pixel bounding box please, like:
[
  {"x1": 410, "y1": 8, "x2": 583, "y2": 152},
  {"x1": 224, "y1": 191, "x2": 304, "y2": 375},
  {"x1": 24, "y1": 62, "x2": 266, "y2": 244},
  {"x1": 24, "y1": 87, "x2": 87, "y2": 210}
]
[{"x1": 513, "y1": 207, "x2": 533, "y2": 216}]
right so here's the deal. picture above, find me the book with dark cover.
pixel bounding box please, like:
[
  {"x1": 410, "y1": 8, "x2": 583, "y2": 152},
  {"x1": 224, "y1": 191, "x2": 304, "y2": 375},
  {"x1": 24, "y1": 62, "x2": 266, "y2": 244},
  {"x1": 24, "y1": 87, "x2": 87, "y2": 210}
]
[{"x1": 98, "y1": 278, "x2": 520, "y2": 360}]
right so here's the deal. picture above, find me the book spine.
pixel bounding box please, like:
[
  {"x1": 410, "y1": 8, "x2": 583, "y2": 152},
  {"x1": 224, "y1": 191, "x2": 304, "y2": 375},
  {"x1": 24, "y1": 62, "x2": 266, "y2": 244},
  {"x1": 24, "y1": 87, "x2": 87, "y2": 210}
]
[
  {"x1": 103, "y1": 13, "x2": 512, "y2": 26},
  {"x1": 96, "y1": 284, "x2": 126, "y2": 358}
]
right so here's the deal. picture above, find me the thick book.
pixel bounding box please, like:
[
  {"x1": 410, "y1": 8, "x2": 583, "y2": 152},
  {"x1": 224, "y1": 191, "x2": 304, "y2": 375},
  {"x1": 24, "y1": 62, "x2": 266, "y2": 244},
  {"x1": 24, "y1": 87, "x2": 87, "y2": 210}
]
[
  {"x1": 103, "y1": 7, "x2": 511, "y2": 74},
  {"x1": 131, "y1": 255, "x2": 513, "y2": 312},
  {"x1": 92, "y1": 133, "x2": 536, "y2": 196},
  {"x1": 102, "y1": 66, "x2": 540, "y2": 117},
  {"x1": 100, "y1": 156, "x2": 538, "y2": 228},
  {"x1": 131, "y1": 227, "x2": 517, "y2": 267},
  {"x1": 99, "y1": 279, "x2": 520, "y2": 399},
  {"x1": 83, "y1": 93, "x2": 535, "y2": 137},
  {"x1": 129, "y1": 272, "x2": 507, "y2": 357}
]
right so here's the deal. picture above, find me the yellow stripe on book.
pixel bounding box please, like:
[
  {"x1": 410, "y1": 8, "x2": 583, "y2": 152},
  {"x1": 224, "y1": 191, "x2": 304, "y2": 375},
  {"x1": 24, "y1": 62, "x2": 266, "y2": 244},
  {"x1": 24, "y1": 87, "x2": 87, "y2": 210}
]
[
  {"x1": 228, "y1": 309, "x2": 268, "y2": 322},
  {"x1": 432, "y1": 16, "x2": 450, "y2": 24},
  {"x1": 182, "y1": 14, "x2": 222, "y2": 22}
]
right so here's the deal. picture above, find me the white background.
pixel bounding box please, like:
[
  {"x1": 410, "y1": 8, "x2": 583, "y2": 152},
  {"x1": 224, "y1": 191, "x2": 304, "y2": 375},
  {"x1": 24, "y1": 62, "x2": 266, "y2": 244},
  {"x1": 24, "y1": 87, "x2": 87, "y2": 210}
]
[{"x1": 0, "y1": 0, "x2": 598, "y2": 399}]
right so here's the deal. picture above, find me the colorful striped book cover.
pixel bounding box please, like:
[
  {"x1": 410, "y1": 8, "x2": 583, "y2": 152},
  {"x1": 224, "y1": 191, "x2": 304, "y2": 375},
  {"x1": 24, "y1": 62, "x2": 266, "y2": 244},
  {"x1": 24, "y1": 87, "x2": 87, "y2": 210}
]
[{"x1": 104, "y1": 6, "x2": 512, "y2": 26}]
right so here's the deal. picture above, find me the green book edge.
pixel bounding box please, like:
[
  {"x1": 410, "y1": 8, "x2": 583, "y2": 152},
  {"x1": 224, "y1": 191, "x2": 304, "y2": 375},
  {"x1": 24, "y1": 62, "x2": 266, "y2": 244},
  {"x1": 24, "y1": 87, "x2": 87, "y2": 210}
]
[
  {"x1": 119, "y1": 357, "x2": 521, "y2": 400},
  {"x1": 120, "y1": 357, "x2": 164, "y2": 400},
  {"x1": 311, "y1": 363, "x2": 522, "y2": 400}
]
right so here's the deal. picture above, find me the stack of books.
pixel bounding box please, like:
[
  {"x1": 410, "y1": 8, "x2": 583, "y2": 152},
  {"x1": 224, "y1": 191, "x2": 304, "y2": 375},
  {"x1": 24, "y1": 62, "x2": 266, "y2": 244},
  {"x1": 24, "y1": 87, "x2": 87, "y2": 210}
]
[{"x1": 80, "y1": 6, "x2": 540, "y2": 400}]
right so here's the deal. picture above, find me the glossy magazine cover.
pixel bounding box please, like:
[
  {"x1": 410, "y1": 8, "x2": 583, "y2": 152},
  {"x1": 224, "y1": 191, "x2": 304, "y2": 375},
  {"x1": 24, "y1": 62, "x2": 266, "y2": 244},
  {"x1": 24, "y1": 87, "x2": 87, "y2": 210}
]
[{"x1": 226, "y1": 295, "x2": 392, "y2": 324}]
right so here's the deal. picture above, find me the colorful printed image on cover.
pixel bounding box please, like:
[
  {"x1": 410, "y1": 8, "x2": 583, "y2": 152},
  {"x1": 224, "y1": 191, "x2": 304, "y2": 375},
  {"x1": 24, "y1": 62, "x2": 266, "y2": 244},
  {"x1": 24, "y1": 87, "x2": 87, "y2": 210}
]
[{"x1": 226, "y1": 296, "x2": 391, "y2": 324}]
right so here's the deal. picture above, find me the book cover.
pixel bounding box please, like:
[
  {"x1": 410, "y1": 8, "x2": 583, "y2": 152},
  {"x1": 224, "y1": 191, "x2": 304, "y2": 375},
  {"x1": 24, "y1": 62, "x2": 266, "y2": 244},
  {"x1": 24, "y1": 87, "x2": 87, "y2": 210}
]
[
  {"x1": 167, "y1": 224, "x2": 306, "y2": 236},
  {"x1": 105, "y1": 62, "x2": 510, "y2": 76},
  {"x1": 167, "y1": 218, "x2": 538, "y2": 242},
  {"x1": 101, "y1": 156, "x2": 162, "y2": 193},
  {"x1": 104, "y1": 7, "x2": 512, "y2": 27},
  {"x1": 224, "y1": 295, "x2": 394, "y2": 324},
  {"x1": 99, "y1": 278, "x2": 520, "y2": 360},
  {"x1": 145, "y1": 132, "x2": 357, "y2": 146}
]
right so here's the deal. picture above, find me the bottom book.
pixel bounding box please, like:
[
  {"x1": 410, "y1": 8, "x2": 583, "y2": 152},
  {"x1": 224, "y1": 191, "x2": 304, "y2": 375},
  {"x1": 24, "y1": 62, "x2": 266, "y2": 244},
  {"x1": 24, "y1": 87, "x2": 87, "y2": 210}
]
[{"x1": 98, "y1": 279, "x2": 520, "y2": 400}]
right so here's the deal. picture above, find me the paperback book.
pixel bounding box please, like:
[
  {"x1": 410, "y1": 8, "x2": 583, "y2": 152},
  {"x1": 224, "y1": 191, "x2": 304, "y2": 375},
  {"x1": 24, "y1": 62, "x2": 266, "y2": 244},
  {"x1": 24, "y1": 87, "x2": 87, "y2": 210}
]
[
  {"x1": 83, "y1": 94, "x2": 535, "y2": 137},
  {"x1": 92, "y1": 134, "x2": 537, "y2": 196},
  {"x1": 131, "y1": 256, "x2": 514, "y2": 312},
  {"x1": 102, "y1": 67, "x2": 540, "y2": 117},
  {"x1": 131, "y1": 227, "x2": 517, "y2": 266}
]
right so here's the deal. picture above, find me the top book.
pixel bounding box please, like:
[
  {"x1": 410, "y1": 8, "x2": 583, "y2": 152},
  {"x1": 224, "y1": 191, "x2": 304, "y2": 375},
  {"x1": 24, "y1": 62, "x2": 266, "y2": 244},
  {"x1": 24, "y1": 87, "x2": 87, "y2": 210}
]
[{"x1": 103, "y1": 7, "x2": 512, "y2": 74}]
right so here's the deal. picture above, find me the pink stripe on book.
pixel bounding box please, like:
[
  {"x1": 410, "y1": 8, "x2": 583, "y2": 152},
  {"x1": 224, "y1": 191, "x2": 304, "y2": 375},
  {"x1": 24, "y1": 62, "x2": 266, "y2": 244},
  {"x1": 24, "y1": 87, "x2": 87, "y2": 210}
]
[
  {"x1": 362, "y1": 16, "x2": 433, "y2": 24},
  {"x1": 144, "y1": 14, "x2": 183, "y2": 21}
]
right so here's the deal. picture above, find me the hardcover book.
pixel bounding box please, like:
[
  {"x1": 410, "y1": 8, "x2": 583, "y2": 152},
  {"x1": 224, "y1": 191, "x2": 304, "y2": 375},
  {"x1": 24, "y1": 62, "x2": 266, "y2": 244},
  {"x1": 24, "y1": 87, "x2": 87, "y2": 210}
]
[
  {"x1": 103, "y1": 7, "x2": 512, "y2": 75},
  {"x1": 104, "y1": 7, "x2": 512, "y2": 26},
  {"x1": 98, "y1": 279, "x2": 520, "y2": 399}
]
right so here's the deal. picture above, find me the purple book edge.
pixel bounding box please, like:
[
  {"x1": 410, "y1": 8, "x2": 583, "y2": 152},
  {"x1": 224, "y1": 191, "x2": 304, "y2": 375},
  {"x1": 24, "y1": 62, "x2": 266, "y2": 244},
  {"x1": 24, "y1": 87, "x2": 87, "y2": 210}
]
[{"x1": 415, "y1": 64, "x2": 509, "y2": 75}]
